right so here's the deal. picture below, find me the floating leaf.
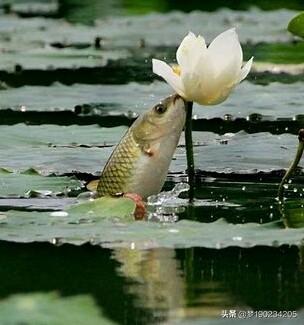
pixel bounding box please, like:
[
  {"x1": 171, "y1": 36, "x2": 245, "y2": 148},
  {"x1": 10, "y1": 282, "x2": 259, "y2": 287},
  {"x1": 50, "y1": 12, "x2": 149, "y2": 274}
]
[
  {"x1": 282, "y1": 200, "x2": 304, "y2": 228},
  {"x1": 66, "y1": 196, "x2": 136, "y2": 220},
  {"x1": 1, "y1": 81, "x2": 304, "y2": 121},
  {"x1": 0, "y1": 125, "x2": 303, "y2": 175},
  {"x1": 8, "y1": 1, "x2": 59, "y2": 18},
  {"x1": 0, "y1": 9, "x2": 296, "y2": 51},
  {"x1": 0, "y1": 48, "x2": 130, "y2": 71},
  {"x1": 1, "y1": 208, "x2": 304, "y2": 249},
  {"x1": 0, "y1": 197, "x2": 76, "y2": 211},
  {"x1": 94, "y1": 8, "x2": 295, "y2": 46},
  {"x1": 288, "y1": 12, "x2": 304, "y2": 38},
  {"x1": 0, "y1": 169, "x2": 82, "y2": 197}
]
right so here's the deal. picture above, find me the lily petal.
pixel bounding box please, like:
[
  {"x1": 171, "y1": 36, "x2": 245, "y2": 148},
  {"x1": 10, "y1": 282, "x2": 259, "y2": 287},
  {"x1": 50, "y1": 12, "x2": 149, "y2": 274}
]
[
  {"x1": 152, "y1": 59, "x2": 186, "y2": 97},
  {"x1": 176, "y1": 32, "x2": 206, "y2": 72},
  {"x1": 152, "y1": 29, "x2": 252, "y2": 107},
  {"x1": 208, "y1": 28, "x2": 242, "y2": 79},
  {"x1": 238, "y1": 57, "x2": 254, "y2": 82}
]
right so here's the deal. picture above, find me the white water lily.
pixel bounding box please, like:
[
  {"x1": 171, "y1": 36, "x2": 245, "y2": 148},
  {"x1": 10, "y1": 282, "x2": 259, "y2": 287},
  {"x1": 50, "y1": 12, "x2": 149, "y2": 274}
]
[{"x1": 152, "y1": 28, "x2": 253, "y2": 105}]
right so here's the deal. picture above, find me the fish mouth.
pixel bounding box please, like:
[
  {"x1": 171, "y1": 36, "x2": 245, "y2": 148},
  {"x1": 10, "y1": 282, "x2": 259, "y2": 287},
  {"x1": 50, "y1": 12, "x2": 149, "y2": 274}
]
[{"x1": 172, "y1": 93, "x2": 187, "y2": 109}]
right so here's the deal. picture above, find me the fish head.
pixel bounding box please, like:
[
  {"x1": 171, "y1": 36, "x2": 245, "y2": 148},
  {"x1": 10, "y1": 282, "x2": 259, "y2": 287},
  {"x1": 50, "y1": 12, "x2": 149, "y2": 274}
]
[{"x1": 133, "y1": 94, "x2": 186, "y2": 142}]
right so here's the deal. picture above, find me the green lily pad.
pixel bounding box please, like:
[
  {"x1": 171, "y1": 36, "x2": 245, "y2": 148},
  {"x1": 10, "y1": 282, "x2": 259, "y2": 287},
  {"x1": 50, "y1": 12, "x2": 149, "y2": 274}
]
[
  {"x1": 0, "y1": 8, "x2": 297, "y2": 52},
  {"x1": 0, "y1": 82, "x2": 168, "y2": 114},
  {"x1": 0, "y1": 169, "x2": 82, "y2": 197},
  {"x1": 7, "y1": 1, "x2": 59, "y2": 18},
  {"x1": 288, "y1": 12, "x2": 304, "y2": 38},
  {"x1": 1, "y1": 208, "x2": 304, "y2": 249},
  {"x1": 0, "y1": 124, "x2": 126, "y2": 147},
  {"x1": 0, "y1": 292, "x2": 115, "y2": 325},
  {"x1": 0, "y1": 48, "x2": 129, "y2": 71},
  {"x1": 1, "y1": 81, "x2": 304, "y2": 121},
  {"x1": 0, "y1": 125, "x2": 302, "y2": 175},
  {"x1": 66, "y1": 196, "x2": 136, "y2": 220},
  {"x1": 281, "y1": 199, "x2": 304, "y2": 228},
  {"x1": 94, "y1": 8, "x2": 296, "y2": 46},
  {"x1": 0, "y1": 197, "x2": 77, "y2": 211}
]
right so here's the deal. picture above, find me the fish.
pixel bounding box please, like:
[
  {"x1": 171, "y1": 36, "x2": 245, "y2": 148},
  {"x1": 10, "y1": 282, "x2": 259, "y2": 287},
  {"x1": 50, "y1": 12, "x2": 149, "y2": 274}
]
[{"x1": 92, "y1": 94, "x2": 186, "y2": 199}]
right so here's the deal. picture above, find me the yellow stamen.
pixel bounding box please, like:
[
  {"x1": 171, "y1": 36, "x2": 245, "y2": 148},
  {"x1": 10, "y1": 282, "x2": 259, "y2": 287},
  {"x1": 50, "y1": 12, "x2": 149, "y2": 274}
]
[{"x1": 172, "y1": 64, "x2": 181, "y2": 76}]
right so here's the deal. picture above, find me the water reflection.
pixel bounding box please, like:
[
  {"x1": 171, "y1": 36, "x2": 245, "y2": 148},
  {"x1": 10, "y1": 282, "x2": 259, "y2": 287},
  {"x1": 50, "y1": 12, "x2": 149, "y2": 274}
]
[
  {"x1": 111, "y1": 246, "x2": 304, "y2": 323},
  {"x1": 113, "y1": 248, "x2": 185, "y2": 318},
  {"x1": 0, "y1": 242, "x2": 303, "y2": 324}
]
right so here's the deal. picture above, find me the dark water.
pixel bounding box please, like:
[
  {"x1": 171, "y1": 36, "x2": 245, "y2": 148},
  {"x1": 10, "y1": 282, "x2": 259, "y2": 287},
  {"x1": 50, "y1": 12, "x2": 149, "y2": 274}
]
[{"x1": 0, "y1": 241, "x2": 303, "y2": 324}]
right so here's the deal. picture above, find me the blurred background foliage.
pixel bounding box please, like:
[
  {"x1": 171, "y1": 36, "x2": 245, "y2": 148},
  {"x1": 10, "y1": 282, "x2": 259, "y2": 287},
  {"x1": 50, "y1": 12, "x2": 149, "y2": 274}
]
[{"x1": 3, "y1": 0, "x2": 303, "y2": 24}]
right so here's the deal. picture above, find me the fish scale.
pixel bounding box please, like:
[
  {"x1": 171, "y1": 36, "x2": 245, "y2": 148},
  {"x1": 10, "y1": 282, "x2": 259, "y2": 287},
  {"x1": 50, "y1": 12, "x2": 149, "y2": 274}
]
[{"x1": 97, "y1": 130, "x2": 140, "y2": 196}]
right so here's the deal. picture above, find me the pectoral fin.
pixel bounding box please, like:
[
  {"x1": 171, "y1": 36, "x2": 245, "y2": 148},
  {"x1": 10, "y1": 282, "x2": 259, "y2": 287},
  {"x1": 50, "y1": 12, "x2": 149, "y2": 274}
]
[{"x1": 86, "y1": 179, "x2": 99, "y2": 192}]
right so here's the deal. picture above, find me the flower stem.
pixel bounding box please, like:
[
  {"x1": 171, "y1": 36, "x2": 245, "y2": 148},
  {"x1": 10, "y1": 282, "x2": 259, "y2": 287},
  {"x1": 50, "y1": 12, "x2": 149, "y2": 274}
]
[
  {"x1": 185, "y1": 101, "x2": 195, "y2": 202},
  {"x1": 278, "y1": 129, "x2": 304, "y2": 202}
]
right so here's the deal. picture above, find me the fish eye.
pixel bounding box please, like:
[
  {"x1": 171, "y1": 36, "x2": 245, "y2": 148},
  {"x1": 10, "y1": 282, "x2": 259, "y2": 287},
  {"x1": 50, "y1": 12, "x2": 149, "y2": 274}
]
[{"x1": 154, "y1": 104, "x2": 167, "y2": 114}]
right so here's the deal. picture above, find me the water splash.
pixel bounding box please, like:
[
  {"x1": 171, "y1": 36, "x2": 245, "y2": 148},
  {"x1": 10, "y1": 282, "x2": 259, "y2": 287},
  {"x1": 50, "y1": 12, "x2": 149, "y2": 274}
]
[
  {"x1": 146, "y1": 183, "x2": 189, "y2": 222},
  {"x1": 147, "y1": 183, "x2": 189, "y2": 206}
]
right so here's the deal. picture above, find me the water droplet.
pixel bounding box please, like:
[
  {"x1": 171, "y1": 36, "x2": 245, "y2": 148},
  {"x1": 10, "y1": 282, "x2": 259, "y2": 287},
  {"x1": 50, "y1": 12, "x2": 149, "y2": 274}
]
[
  {"x1": 168, "y1": 229, "x2": 179, "y2": 233},
  {"x1": 50, "y1": 211, "x2": 69, "y2": 217},
  {"x1": 283, "y1": 184, "x2": 289, "y2": 189},
  {"x1": 130, "y1": 242, "x2": 136, "y2": 250},
  {"x1": 242, "y1": 186, "x2": 246, "y2": 191},
  {"x1": 215, "y1": 242, "x2": 223, "y2": 249},
  {"x1": 293, "y1": 188, "x2": 298, "y2": 193},
  {"x1": 51, "y1": 237, "x2": 62, "y2": 245},
  {"x1": 224, "y1": 114, "x2": 233, "y2": 121}
]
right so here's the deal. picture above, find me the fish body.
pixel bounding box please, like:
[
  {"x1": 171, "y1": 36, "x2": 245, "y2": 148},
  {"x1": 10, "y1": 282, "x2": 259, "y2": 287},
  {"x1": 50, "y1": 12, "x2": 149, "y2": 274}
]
[{"x1": 96, "y1": 94, "x2": 186, "y2": 199}]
